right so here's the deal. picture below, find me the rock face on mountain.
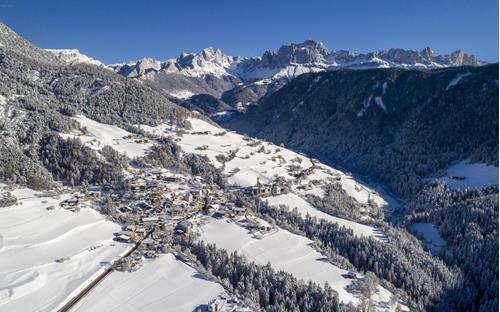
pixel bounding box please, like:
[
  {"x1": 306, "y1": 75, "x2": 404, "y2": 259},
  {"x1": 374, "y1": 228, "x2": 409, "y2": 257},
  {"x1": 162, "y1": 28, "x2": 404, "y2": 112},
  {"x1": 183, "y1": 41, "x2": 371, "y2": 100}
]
[
  {"x1": 261, "y1": 40, "x2": 330, "y2": 67},
  {"x1": 328, "y1": 47, "x2": 483, "y2": 69},
  {"x1": 107, "y1": 48, "x2": 242, "y2": 103},
  {"x1": 110, "y1": 48, "x2": 237, "y2": 79},
  {"x1": 107, "y1": 40, "x2": 486, "y2": 114},
  {"x1": 111, "y1": 58, "x2": 162, "y2": 78},
  {"x1": 224, "y1": 64, "x2": 499, "y2": 198}
]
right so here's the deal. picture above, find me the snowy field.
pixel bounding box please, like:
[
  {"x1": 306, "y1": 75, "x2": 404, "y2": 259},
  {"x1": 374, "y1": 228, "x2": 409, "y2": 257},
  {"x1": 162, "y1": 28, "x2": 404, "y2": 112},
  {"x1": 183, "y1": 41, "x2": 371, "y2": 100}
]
[
  {"x1": 200, "y1": 217, "x2": 401, "y2": 311},
  {"x1": 73, "y1": 253, "x2": 224, "y2": 312},
  {"x1": 141, "y1": 117, "x2": 396, "y2": 212},
  {"x1": 0, "y1": 188, "x2": 128, "y2": 312},
  {"x1": 409, "y1": 223, "x2": 446, "y2": 254},
  {"x1": 431, "y1": 160, "x2": 498, "y2": 190},
  {"x1": 59, "y1": 115, "x2": 153, "y2": 158},
  {"x1": 265, "y1": 193, "x2": 386, "y2": 240}
]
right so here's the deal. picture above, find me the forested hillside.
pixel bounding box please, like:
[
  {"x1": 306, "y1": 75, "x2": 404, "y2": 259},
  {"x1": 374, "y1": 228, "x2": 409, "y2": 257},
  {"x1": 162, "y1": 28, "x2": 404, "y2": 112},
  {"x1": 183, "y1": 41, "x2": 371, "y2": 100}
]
[
  {"x1": 0, "y1": 23, "x2": 191, "y2": 188},
  {"x1": 224, "y1": 64, "x2": 499, "y2": 198},
  {"x1": 223, "y1": 63, "x2": 499, "y2": 311}
]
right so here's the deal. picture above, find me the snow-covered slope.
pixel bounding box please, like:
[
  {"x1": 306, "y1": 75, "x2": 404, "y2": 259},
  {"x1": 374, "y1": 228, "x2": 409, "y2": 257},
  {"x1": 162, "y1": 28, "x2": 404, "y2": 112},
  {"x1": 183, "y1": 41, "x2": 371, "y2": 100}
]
[
  {"x1": 0, "y1": 187, "x2": 129, "y2": 312},
  {"x1": 428, "y1": 160, "x2": 499, "y2": 190},
  {"x1": 140, "y1": 117, "x2": 400, "y2": 237},
  {"x1": 200, "y1": 217, "x2": 404, "y2": 311},
  {"x1": 143, "y1": 117, "x2": 390, "y2": 203},
  {"x1": 59, "y1": 115, "x2": 153, "y2": 158},
  {"x1": 265, "y1": 193, "x2": 386, "y2": 240},
  {"x1": 72, "y1": 254, "x2": 224, "y2": 312}
]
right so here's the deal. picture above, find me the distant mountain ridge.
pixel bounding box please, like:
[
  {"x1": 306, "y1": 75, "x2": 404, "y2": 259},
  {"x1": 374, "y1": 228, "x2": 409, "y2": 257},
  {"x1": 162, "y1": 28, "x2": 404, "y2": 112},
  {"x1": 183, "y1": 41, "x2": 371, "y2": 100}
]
[
  {"x1": 47, "y1": 40, "x2": 486, "y2": 115},
  {"x1": 106, "y1": 40, "x2": 485, "y2": 81}
]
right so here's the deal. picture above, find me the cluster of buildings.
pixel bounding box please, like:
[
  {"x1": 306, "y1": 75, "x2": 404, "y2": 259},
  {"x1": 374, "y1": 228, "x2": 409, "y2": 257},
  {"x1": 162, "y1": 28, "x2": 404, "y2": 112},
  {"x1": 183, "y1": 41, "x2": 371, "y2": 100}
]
[
  {"x1": 60, "y1": 193, "x2": 86, "y2": 212},
  {"x1": 207, "y1": 296, "x2": 244, "y2": 312},
  {"x1": 90, "y1": 168, "x2": 249, "y2": 261},
  {"x1": 122, "y1": 134, "x2": 150, "y2": 144},
  {"x1": 245, "y1": 177, "x2": 290, "y2": 198},
  {"x1": 235, "y1": 215, "x2": 274, "y2": 239},
  {"x1": 114, "y1": 251, "x2": 145, "y2": 272}
]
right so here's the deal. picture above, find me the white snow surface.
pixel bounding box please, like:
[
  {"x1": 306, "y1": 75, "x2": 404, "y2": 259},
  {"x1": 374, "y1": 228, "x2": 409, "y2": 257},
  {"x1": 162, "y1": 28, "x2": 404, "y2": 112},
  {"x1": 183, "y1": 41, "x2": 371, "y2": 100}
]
[
  {"x1": 200, "y1": 218, "x2": 402, "y2": 311},
  {"x1": 265, "y1": 193, "x2": 386, "y2": 240},
  {"x1": 0, "y1": 188, "x2": 128, "y2": 312},
  {"x1": 168, "y1": 89, "x2": 195, "y2": 99},
  {"x1": 409, "y1": 223, "x2": 446, "y2": 254},
  {"x1": 59, "y1": 115, "x2": 153, "y2": 158},
  {"x1": 46, "y1": 49, "x2": 105, "y2": 67},
  {"x1": 432, "y1": 160, "x2": 498, "y2": 190},
  {"x1": 374, "y1": 96, "x2": 387, "y2": 111},
  {"x1": 73, "y1": 253, "x2": 224, "y2": 312},
  {"x1": 446, "y1": 72, "x2": 472, "y2": 90}
]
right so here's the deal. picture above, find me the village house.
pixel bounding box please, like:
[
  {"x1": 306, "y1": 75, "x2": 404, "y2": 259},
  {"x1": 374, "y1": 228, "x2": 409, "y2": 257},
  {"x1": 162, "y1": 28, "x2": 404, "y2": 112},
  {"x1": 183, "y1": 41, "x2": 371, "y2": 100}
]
[
  {"x1": 63, "y1": 197, "x2": 79, "y2": 207},
  {"x1": 142, "y1": 216, "x2": 160, "y2": 225},
  {"x1": 205, "y1": 203, "x2": 220, "y2": 215},
  {"x1": 175, "y1": 220, "x2": 193, "y2": 234},
  {"x1": 246, "y1": 177, "x2": 290, "y2": 198},
  {"x1": 126, "y1": 177, "x2": 147, "y2": 192}
]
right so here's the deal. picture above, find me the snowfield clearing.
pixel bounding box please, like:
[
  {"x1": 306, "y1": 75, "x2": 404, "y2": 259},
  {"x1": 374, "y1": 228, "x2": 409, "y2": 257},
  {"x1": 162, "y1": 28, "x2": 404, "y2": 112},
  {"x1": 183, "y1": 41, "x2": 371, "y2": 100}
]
[
  {"x1": 59, "y1": 115, "x2": 153, "y2": 158},
  {"x1": 0, "y1": 188, "x2": 128, "y2": 312},
  {"x1": 73, "y1": 253, "x2": 224, "y2": 312},
  {"x1": 168, "y1": 89, "x2": 195, "y2": 100},
  {"x1": 200, "y1": 217, "x2": 401, "y2": 311},
  {"x1": 265, "y1": 193, "x2": 386, "y2": 240},
  {"x1": 446, "y1": 72, "x2": 472, "y2": 90},
  {"x1": 430, "y1": 160, "x2": 498, "y2": 190},
  {"x1": 409, "y1": 223, "x2": 446, "y2": 254}
]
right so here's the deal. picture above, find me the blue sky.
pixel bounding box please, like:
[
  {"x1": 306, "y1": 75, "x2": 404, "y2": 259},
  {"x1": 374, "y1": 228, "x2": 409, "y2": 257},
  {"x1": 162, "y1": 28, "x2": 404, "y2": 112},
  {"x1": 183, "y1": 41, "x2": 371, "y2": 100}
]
[{"x1": 1, "y1": 0, "x2": 498, "y2": 64}]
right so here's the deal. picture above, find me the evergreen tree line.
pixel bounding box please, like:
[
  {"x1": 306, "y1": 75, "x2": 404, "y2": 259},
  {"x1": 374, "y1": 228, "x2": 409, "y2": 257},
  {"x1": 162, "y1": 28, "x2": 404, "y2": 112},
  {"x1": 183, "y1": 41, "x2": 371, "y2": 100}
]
[
  {"x1": 132, "y1": 136, "x2": 226, "y2": 187},
  {"x1": 231, "y1": 192, "x2": 460, "y2": 311},
  {"x1": 406, "y1": 185, "x2": 499, "y2": 311},
  {"x1": 37, "y1": 133, "x2": 127, "y2": 187},
  {"x1": 306, "y1": 182, "x2": 383, "y2": 222},
  {"x1": 173, "y1": 235, "x2": 345, "y2": 312}
]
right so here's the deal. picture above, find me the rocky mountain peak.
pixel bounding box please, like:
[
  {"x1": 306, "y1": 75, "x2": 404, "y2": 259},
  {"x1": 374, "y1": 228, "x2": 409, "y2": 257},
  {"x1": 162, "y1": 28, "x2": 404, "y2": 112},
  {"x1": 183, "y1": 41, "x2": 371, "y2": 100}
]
[
  {"x1": 420, "y1": 47, "x2": 434, "y2": 58},
  {"x1": 178, "y1": 47, "x2": 233, "y2": 70},
  {"x1": 262, "y1": 40, "x2": 331, "y2": 68},
  {"x1": 451, "y1": 49, "x2": 465, "y2": 64}
]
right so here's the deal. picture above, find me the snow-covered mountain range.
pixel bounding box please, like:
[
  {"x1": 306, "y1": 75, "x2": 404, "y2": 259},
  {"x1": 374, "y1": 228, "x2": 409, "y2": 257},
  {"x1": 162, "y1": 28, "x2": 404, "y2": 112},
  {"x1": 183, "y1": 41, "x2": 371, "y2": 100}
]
[
  {"x1": 47, "y1": 40, "x2": 486, "y2": 114},
  {"x1": 50, "y1": 40, "x2": 484, "y2": 78}
]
